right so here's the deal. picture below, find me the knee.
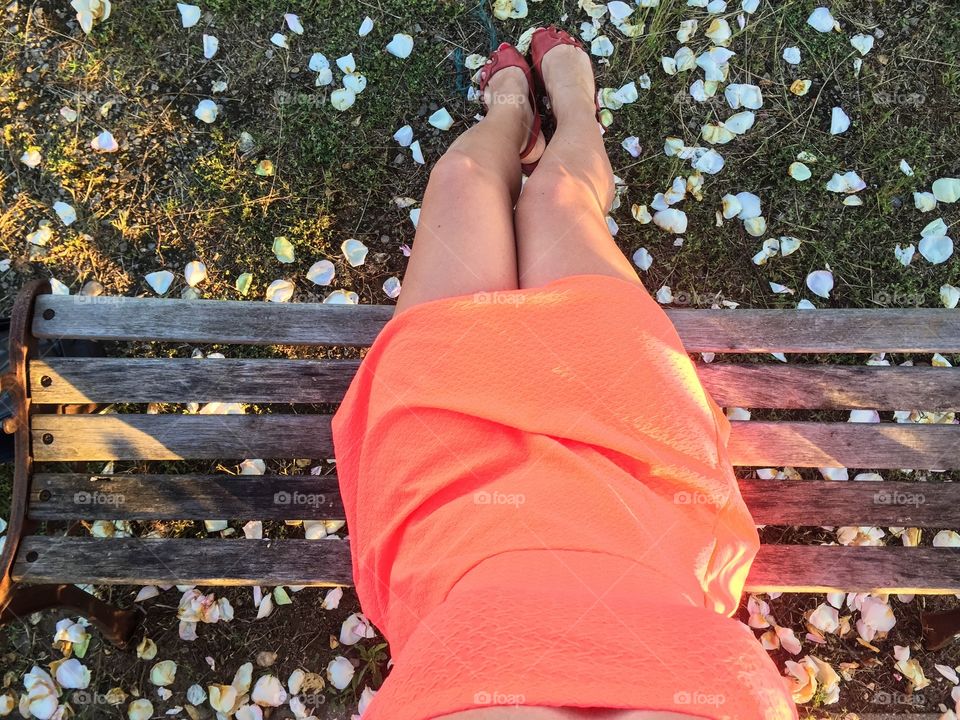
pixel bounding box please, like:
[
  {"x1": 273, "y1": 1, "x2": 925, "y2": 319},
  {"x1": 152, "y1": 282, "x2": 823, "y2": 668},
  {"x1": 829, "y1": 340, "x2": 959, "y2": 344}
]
[
  {"x1": 520, "y1": 165, "x2": 614, "y2": 216},
  {"x1": 429, "y1": 148, "x2": 493, "y2": 188}
]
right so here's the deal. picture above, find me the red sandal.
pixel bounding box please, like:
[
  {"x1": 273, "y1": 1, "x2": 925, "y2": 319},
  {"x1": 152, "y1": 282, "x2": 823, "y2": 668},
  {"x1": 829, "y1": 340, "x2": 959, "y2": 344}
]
[
  {"x1": 478, "y1": 42, "x2": 543, "y2": 174},
  {"x1": 529, "y1": 26, "x2": 602, "y2": 126}
]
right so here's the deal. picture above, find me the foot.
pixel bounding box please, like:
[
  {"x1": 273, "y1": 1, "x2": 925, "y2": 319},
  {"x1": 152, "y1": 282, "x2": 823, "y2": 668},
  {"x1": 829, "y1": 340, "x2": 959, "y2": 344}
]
[
  {"x1": 538, "y1": 43, "x2": 596, "y2": 124},
  {"x1": 483, "y1": 66, "x2": 546, "y2": 166}
]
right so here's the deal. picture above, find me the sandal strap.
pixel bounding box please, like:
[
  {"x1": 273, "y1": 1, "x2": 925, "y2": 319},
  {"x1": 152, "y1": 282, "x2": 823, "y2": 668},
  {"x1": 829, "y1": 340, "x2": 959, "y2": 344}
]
[{"x1": 478, "y1": 43, "x2": 542, "y2": 164}]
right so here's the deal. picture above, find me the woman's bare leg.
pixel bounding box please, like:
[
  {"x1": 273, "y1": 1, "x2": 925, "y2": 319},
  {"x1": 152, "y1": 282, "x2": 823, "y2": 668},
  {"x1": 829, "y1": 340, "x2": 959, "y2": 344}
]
[
  {"x1": 514, "y1": 45, "x2": 640, "y2": 289},
  {"x1": 394, "y1": 68, "x2": 545, "y2": 313}
]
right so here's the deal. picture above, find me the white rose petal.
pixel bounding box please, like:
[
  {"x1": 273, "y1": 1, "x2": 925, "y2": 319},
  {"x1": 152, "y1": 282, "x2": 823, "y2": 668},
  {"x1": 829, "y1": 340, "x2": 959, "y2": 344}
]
[
  {"x1": 850, "y1": 33, "x2": 874, "y2": 55},
  {"x1": 194, "y1": 99, "x2": 218, "y2": 124},
  {"x1": 56, "y1": 659, "x2": 91, "y2": 689},
  {"x1": 724, "y1": 83, "x2": 763, "y2": 110},
  {"x1": 734, "y1": 191, "x2": 762, "y2": 219},
  {"x1": 591, "y1": 35, "x2": 614, "y2": 57},
  {"x1": 343, "y1": 73, "x2": 367, "y2": 94},
  {"x1": 309, "y1": 52, "x2": 329, "y2": 72},
  {"x1": 825, "y1": 171, "x2": 866, "y2": 194},
  {"x1": 306, "y1": 259, "x2": 335, "y2": 286},
  {"x1": 807, "y1": 6, "x2": 836, "y2": 32},
  {"x1": 284, "y1": 13, "x2": 304, "y2": 35},
  {"x1": 806, "y1": 270, "x2": 834, "y2": 299},
  {"x1": 934, "y1": 530, "x2": 960, "y2": 547},
  {"x1": 386, "y1": 33, "x2": 414, "y2": 59},
  {"x1": 177, "y1": 3, "x2": 201, "y2": 28},
  {"x1": 143, "y1": 270, "x2": 173, "y2": 295},
  {"x1": 187, "y1": 685, "x2": 207, "y2": 705},
  {"x1": 428, "y1": 107, "x2": 454, "y2": 131},
  {"x1": 272, "y1": 236, "x2": 295, "y2": 263},
  {"x1": 393, "y1": 124, "x2": 414, "y2": 147},
  {"x1": 91, "y1": 130, "x2": 119, "y2": 153},
  {"x1": 723, "y1": 110, "x2": 755, "y2": 135},
  {"x1": 341, "y1": 238, "x2": 369, "y2": 266},
  {"x1": 621, "y1": 136, "x2": 641, "y2": 157},
  {"x1": 940, "y1": 284, "x2": 960, "y2": 309},
  {"x1": 653, "y1": 209, "x2": 688, "y2": 234},
  {"x1": 744, "y1": 216, "x2": 766, "y2": 237},
  {"x1": 383, "y1": 276, "x2": 402, "y2": 299},
  {"x1": 270, "y1": 33, "x2": 289, "y2": 49},
  {"x1": 632, "y1": 247, "x2": 653, "y2": 271},
  {"x1": 251, "y1": 675, "x2": 287, "y2": 707},
  {"x1": 150, "y1": 660, "x2": 177, "y2": 687},
  {"x1": 608, "y1": 0, "x2": 633, "y2": 19},
  {"x1": 789, "y1": 162, "x2": 812, "y2": 181},
  {"x1": 359, "y1": 16, "x2": 374, "y2": 36},
  {"x1": 913, "y1": 191, "x2": 937, "y2": 212},
  {"x1": 894, "y1": 243, "x2": 915, "y2": 266},
  {"x1": 704, "y1": 18, "x2": 731, "y2": 46},
  {"x1": 331, "y1": 88, "x2": 356, "y2": 111},
  {"x1": 128, "y1": 699, "x2": 154, "y2": 720},
  {"x1": 326, "y1": 656, "x2": 355, "y2": 691},
  {"x1": 932, "y1": 177, "x2": 960, "y2": 203},
  {"x1": 918, "y1": 235, "x2": 954, "y2": 264},
  {"x1": 203, "y1": 34, "x2": 219, "y2": 59},
  {"x1": 53, "y1": 201, "x2": 77, "y2": 226},
  {"x1": 265, "y1": 279, "x2": 295, "y2": 303},
  {"x1": 830, "y1": 106, "x2": 850, "y2": 135},
  {"x1": 782, "y1": 46, "x2": 801, "y2": 64},
  {"x1": 410, "y1": 140, "x2": 425, "y2": 165},
  {"x1": 184, "y1": 260, "x2": 206, "y2": 287}
]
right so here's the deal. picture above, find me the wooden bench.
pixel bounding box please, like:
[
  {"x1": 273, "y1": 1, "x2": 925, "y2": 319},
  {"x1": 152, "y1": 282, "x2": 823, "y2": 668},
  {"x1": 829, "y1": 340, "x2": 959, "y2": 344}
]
[{"x1": 2, "y1": 279, "x2": 960, "y2": 648}]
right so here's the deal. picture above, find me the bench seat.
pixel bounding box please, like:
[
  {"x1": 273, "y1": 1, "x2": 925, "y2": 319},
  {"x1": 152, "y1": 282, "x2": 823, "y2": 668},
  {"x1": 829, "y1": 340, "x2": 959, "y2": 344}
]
[{"x1": 2, "y1": 280, "x2": 960, "y2": 647}]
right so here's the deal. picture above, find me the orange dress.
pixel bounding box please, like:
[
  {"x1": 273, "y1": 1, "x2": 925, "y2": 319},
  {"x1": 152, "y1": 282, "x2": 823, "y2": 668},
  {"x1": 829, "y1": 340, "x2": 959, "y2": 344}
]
[{"x1": 332, "y1": 275, "x2": 797, "y2": 720}]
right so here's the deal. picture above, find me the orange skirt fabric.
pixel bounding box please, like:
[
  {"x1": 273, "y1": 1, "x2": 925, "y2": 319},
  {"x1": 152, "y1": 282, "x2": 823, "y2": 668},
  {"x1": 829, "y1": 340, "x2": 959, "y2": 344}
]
[{"x1": 331, "y1": 275, "x2": 797, "y2": 720}]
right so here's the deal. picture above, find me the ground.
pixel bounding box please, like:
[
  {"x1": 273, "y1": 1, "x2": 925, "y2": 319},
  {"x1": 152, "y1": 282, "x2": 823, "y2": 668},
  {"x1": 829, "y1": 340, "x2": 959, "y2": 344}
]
[{"x1": 1, "y1": 0, "x2": 960, "y2": 717}]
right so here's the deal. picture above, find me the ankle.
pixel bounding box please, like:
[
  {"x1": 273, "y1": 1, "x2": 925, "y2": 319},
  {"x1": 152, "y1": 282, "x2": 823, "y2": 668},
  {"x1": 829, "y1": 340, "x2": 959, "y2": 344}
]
[{"x1": 551, "y1": 94, "x2": 596, "y2": 126}]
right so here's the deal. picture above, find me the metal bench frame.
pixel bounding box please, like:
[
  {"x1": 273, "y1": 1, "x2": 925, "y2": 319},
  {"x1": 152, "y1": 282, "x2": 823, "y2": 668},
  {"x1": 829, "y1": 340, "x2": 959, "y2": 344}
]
[{"x1": 2, "y1": 279, "x2": 960, "y2": 648}]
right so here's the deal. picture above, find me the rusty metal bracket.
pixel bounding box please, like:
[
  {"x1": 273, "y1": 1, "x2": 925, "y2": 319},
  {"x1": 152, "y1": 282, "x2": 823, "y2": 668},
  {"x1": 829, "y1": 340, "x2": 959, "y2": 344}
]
[{"x1": 0, "y1": 280, "x2": 142, "y2": 647}]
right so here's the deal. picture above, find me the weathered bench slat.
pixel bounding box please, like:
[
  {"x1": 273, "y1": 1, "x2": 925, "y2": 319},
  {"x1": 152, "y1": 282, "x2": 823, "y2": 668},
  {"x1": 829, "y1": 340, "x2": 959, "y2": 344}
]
[
  {"x1": 727, "y1": 421, "x2": 960, "y2": 471},
  {"x1": 32, "y1": 358, "x2": 960, "y2": 411},
  {"x1": 12, "y1": 537, "x2": 354, "y2": 586},
  {"x1": 32, "y1": 296, "x2": 960, "y2": 353},
  {"x1": 13, "y1": 537, "x2": 960, "y2": 594},
  {"x1": 28, "y1": 473, "x2": 958, "y2": 527},
  {"x1": 32, "y1": 296, "x2": 395, "y2": 347},
  {"x1": 699, "y1": 364, "x2": 960, "y2": 410},
  {"x1": 31, "y1": 358, "x2": 361, "y2": 404},
  {"x1": 738, "y1": 479, "x2": 958, "y2": 526},
  {"x1": 32, "y1": 414, "x2": 960, "y2": 469},
  {"x1": 748, "y1": 545, "x2": 960, "y2": 594},
  {"x1": 32, "y1": 415, "x2": 335, "y2": 461},
  {"x1": 27, "y1": 474, "x2": 344, "y2": 521}
]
